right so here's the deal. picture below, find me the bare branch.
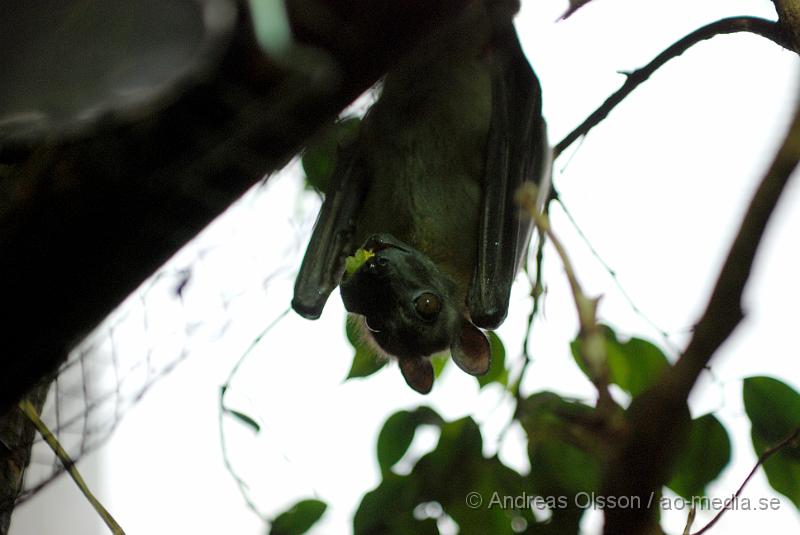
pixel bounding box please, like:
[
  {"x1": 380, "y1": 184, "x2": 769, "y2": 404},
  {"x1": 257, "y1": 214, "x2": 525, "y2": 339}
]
[
  {"x1": 693, "y1": 427, "x2": 800, "y2": 535},
  {"x1": 554, "y1": 16, "x2": 792, "y2": 159},
  {"x1": 602, "y1": 83, "x2": 800, "y2": 534},
  {"x1": 774, "y1": 0, "x2": 800, "y2": 52},
  {"x1": 518, "y1": 185, "x2": 614, "y2": 409}
]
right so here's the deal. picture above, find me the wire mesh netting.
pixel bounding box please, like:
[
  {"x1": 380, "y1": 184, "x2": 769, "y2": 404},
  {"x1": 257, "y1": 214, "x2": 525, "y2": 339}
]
[{"x1": 9, "y1": 164, "x2": 317, "y2": 508}]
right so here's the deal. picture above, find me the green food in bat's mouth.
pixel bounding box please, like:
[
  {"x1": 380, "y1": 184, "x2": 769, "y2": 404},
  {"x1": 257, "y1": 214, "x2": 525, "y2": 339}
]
[{"x1": 344, "y1": 248, "x2": 375, "y2": 277}]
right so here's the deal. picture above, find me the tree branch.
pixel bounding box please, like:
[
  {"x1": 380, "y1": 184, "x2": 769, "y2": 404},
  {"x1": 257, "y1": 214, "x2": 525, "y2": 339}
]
[
  {"x1": 602, "y1": 83, "x2": 800, "y2": 534},
  {"x1": 554, "y1": 16, "x2": 792, "y2": 159},
  {"x1": 774, "y1": 0, "x2": 800, "y2": 52}
]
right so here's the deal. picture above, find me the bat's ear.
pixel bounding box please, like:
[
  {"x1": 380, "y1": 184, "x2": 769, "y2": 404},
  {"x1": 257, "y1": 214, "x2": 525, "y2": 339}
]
[
  {"x1": 399, "y1": 357, "x2": 434, "y2": 394},
  {"x1": 451, "y1": 321, "x2": 491, "y2": 376}
]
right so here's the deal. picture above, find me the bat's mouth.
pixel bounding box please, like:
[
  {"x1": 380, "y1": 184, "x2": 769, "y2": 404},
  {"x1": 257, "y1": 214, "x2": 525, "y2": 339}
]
[
  {"x1": 340, "y1": 236, "x2": 414, "y2": 320},
  {"x1": 362, "y1": 233, "x2": 411, "y2": 254},
  {"x1": 341, "y1": 233, "x2": 412, "y2": 283}
]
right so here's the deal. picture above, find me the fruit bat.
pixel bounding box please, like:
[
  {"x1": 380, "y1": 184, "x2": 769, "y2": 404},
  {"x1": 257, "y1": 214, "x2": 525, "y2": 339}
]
[{"x1": 292, "y1": 2, "x2": 549, "y2": 394}]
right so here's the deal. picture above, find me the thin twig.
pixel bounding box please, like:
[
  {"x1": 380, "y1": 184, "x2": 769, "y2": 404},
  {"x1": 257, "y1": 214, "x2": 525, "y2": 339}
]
[
  {"x1": 498, "y1": 229, "x2": 547, "y2": 447},
  {"x1": 554, "y1": 196, "x2": 679, "y2": 355},
  {"x1": 554, "y1": 16, "x2": 791, "y2": 159},
  {"x1": 682, "y1": 506, "x2": 696, "y2": 535},
  {"x1": 692, "y1": 427, "x2": 800, "y2": 535},
  {"x1": 18, "y1": 400, "x2": 125, "y2": 535},
  {"x1": 517, "y1": 185, "x2": 613, "y2": 409},
  {"x1": 218, "y1": 308, "x2": 291, "y2": 524},
  {"x1": 517, "y1": 231, "x2": 547, "y2": 398}
]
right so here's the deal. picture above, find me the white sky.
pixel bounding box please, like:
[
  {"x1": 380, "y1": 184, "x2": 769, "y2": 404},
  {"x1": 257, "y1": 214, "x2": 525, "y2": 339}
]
[{"x1": 10, "y1": 0, "x2": 800, "y2": 534}]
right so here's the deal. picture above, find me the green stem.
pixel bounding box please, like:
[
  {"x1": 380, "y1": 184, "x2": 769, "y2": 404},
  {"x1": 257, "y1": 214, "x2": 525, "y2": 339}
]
[{"x1": 17, "y1": 400, "x2": 125, "y2": 535}]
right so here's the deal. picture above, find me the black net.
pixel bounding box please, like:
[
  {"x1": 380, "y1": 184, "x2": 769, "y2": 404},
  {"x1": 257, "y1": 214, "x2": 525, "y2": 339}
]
[{"x1": 11, "y1": 166, "x2": 316, "y2": 506}]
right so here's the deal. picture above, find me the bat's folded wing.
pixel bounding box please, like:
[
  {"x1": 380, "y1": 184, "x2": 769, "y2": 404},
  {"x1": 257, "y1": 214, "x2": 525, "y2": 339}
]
[
  {"x1": 468, "y1": 24, "x2": 550, "y2": 330},
  {"x1": 292, "y1": 147, "x2": 366, "y2": 319}
]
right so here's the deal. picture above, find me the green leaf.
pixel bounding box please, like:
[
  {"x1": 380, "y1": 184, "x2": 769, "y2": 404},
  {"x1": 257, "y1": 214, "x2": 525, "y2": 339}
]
[
  {"x1": 519, "y1": 392, "x2": 602, "y2": 497},
  {"x1": 346, "y1": 346, "x2": 387, "y2": 380},
  {"x1": 353, "y1": 474, "x2": 439, "y2": 535},
  {"x1": 743, "y1": 376, "x2": 800, "y2": 445},
  {"x1": 411, "y1": 418, "x2": 524, "y2": 535},
  {"x1": 377, "y1": 411, "x2": 416, "y2": 475},
  {"x1": 225, "y1": 408, "x2": 261, "y2": 433},
  {"x1": 345, "y1": 316, "x2": 387, "y2": 380},
  {"x1": 270, "y1": 499, "x2": 327, "y2": 535},
  {"x1": 377, "y1": 407, "x2": 444, "y2": 475},
  {"x1": 302, "y1": 117, "x2": 361, "y2": 193},
  {"x1": 572, "y1": 325, "x2": 669, "y2": 398},
  {"x1": 431, "y1": 353, "x2": 448, "y2": 378},
  {"x1": 360, "y1": 414, "x2": 543, "y2": 535},
  {"x1": 668, "y1": 413, "x2": 731, "y2": 498},
  {"x1": 477, "y1": 332, "x2": 508, "y2": 389},
  {"x1": 743, "y1": 376, "x2": 800, "y2": 508},
  {"x1": 529, "y1": 439, "x2": 601, "y2": 498}
]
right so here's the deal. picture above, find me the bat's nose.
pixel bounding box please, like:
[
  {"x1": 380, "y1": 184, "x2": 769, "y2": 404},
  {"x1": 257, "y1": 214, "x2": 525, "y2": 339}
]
[{"x1": 367, "y1": 255, "x2": 390, "y2": 269}]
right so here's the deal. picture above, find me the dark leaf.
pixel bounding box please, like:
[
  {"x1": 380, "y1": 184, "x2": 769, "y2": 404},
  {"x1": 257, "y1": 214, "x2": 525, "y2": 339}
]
[
  {"x1": 377, "y1": 407, "x2": 444, "y2": 475},
  {"x1": 431, "y1": 353, "x2": 448, "y2": 378},
  {"x1": 477, "y1": 332, "x2": 508, "y2": 388},
  {"x1": 302, "y1": 117, "x2": 361, "y2": 192},
  {"x1": 572, "y1": 325, "x2": 669, "y2": 398},
  {"x1": 668, "y1": 413, "x2": 731, "y2": 498},
  {"x1": 225, "y1": 408, "x2": 261, "y2": 434},
  {"x1": 520, "y1": 392, "x2": 602, "y2": 497},
  {"x1": 361, "y1": 414, "x2": 544, "y2": 535},
  {"x1": 354, "y1": 474, "x2": 435, "y2": 535},
  {"x1": 743, "y1": 376, "x2": 800, "y2": 508},
  {"x1": 270, "y1": 499, "x2": 327, "y2": 535},
  {"x1": 345, "y1": 316, "x2": 387, "y2": 380},
  {"x1": 411, "y1": 418, "x2": 526, "y2": 535},
  {"x1": 377, "y1": 410, "x2": 416, "y2": 475}
]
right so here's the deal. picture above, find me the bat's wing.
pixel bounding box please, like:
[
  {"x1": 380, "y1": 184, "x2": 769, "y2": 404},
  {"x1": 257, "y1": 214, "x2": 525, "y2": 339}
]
[
  {"x1": 293, "y1": 146, "x2": 367, "y2": 319},
  {"x1": 468, "y1": 24, "x2": 549, "y2": 329}
]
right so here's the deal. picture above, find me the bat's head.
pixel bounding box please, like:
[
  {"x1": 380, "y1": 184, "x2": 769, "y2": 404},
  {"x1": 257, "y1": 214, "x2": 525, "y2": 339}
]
[{"x1": 341, "y1": 233, "x2": 491, "y2": 394}]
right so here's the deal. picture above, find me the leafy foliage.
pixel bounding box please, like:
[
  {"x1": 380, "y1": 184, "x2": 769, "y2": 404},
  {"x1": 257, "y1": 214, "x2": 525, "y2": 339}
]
[
  {"x1": 571, "y1": 325, "x2": 669, "y2": 397},
  {"x1": 743, "y1": 376, "x2": 800, "y2": 508},
  {"x1": 302, "y1": 117, "x2": 361, "y2": 193},
  {"x1": 345, "y1": 315, "x2": 387, "y2": 380},
  {"x1": 667, "y1": 413, "x2": 731, "y2": 499},
  {"x1": 341, "y1": 319, "x2": 755, "y2": 533},
  {"x1": 224, "y1": 408, "x2": 261, "y2": 434},
  {"x1": 377, "y1": 406, "x2": 443, "y2": 475},
  {"x1": 520, "y1": 392, "x2": 602, "y2": 499},
  {"x1": 356, "y1": 414, "x2": 541, "y2": 535},
  {"x1": 270, "y1": 499, "x2": 327, "y2": 535},
  {"x1": 478, "y1": 332, "x2": 508, "y2": 389}
]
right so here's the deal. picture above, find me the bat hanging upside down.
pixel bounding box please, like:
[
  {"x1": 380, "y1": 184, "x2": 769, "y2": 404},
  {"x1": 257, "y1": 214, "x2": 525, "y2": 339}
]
[{"x1": 292, "y1": 1, "x2": 550, "y2": 394}]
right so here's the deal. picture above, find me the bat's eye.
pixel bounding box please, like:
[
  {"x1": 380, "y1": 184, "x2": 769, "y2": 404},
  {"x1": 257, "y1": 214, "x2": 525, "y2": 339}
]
[{"x1": 414, "y1": 292, "x2": 441, "y2": 322}]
